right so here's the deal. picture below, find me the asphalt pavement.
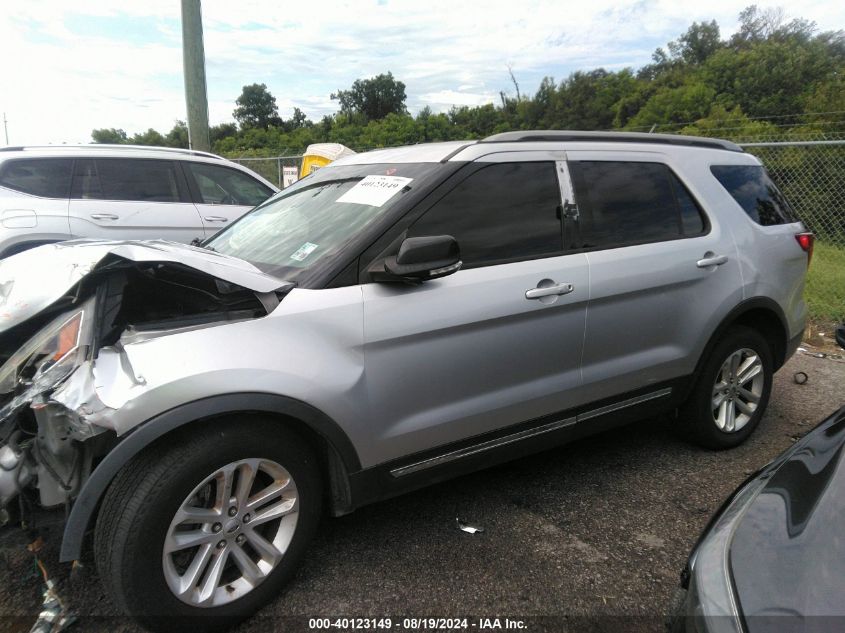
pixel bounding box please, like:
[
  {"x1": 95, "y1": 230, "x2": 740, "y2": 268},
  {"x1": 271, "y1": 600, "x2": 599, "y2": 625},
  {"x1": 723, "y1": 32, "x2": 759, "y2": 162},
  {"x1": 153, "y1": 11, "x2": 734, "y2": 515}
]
[{"x1": 1, "y1": 350, "x2": 843, "y2": 633}]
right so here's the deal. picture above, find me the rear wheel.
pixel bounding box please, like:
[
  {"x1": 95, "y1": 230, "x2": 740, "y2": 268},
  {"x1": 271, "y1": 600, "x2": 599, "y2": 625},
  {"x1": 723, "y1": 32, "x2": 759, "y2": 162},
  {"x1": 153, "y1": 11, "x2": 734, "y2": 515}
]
[
  {"x1": 680, "y1": 326, "x2": 773, "y2": 449},
  {"x1": 94, "y1": 418, "x2": 322, "y2": 632}
]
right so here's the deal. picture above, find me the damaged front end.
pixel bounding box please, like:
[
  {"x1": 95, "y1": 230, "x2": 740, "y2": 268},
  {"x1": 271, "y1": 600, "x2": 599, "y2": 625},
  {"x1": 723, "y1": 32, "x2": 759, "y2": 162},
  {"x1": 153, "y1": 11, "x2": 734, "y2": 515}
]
[{"x1": 0, "y1": 240, "x2": 290, "y2": 525}]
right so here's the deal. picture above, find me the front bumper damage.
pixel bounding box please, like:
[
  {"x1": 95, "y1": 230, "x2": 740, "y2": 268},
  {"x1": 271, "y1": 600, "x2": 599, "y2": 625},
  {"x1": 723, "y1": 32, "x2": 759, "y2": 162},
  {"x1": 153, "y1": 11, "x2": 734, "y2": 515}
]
[
  {"x1": 0, "y1": 355, "x2": 126, "y2": 515},
  {"x1": 0, "y1": 239, "x2": 288, "y2": 525}
]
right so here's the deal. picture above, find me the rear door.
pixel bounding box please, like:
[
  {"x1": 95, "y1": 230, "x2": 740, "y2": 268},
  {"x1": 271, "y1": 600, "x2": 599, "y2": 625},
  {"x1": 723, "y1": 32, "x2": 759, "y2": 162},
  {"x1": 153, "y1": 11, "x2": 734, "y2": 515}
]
[
  {"x1": 360, "y1": 153, "x2": 590, "y2": 464},
  {"x1": 0, "y1": 158, "x2": 72, "y2": 246},
  {"x1": 566, "y1": 152, "x2": 743, "y2": 404},
  {"x1": 68, "y1": 158, "x2": 204, "y2": 243},
  {"x1": 182, "y1": 161, "x2": 275, "y2": 237}
]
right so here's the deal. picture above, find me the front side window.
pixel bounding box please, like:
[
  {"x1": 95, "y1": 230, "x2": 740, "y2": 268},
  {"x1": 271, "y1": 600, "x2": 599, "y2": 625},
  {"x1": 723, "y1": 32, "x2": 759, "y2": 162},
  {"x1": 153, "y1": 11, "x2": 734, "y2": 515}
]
[
  {"x1": 0, "y1": 158, "x2": 73, "y2": 198},
  {"x1": 408, "y1": 162, "x2": 563, "y2": 267},
  {"x1": 71, "y1": 158, "x2": 182, "y2": 202},
  {"x1": 569, "y1": 161, "x2": 705, "y2": 249},
  {"x1": 711, "y1": 165, "x2": 796, "y2": 226},
  {"x1": 187, "y1": 162, "x2": 273, "y2": 207},
  {"x1": 206, "y1": 163, "x2": 437, "y2": 283}
]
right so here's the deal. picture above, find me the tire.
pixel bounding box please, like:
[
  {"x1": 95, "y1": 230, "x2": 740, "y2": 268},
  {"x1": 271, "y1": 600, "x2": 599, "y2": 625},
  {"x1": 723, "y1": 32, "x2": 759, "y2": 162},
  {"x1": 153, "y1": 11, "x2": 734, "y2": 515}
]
[
  {"x1": 94, "y1": 416, "x2": 322, "y2": 632},
  {"x1": 679, "y1": 325, "x2": 773, "y2": 449}
]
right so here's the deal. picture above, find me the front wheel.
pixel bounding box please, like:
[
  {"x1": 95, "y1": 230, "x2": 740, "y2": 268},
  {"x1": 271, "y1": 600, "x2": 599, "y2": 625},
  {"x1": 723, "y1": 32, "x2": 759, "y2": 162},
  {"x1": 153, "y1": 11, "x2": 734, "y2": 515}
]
[
  {"x1": 680, "y1": 326, "x2": 773, "y2": 449},
  {"x1": 94, "y1": 417, "x2": 322, "y2": 632}
]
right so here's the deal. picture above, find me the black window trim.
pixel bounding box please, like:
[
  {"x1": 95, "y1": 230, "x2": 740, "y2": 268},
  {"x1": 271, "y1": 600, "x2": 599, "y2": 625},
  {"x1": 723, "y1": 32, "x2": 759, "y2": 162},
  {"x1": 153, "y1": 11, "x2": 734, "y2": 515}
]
[
  {"x1": 180, "y1": 160, "x2": 274, "y2": 207},
  {"x1": 563, "y1": 159, "x2": 712, "y2": 255},
  {"x1": 366, "y1": 159, "x2": 569, "y2": 275},
  {"x1": 69, "y1": 157, "x2": 192, "y2": 204},
  {"x1": 0, "y1": 157, "x2": 75, "y2": 200}
]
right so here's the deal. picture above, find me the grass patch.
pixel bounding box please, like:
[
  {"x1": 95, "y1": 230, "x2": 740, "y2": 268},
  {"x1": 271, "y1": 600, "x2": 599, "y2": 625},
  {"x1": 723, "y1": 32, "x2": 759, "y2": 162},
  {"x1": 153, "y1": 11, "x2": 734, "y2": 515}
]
[{"x1": 806, "y1": 241, "x2": 845, "y2": 325}]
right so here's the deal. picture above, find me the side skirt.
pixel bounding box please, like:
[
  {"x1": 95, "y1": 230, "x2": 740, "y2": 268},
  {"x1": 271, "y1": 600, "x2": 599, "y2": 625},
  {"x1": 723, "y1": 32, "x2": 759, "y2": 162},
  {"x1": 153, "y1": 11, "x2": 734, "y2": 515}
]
[{"x1": 347, "y1": 378, "x2": 689, "y2": 509}]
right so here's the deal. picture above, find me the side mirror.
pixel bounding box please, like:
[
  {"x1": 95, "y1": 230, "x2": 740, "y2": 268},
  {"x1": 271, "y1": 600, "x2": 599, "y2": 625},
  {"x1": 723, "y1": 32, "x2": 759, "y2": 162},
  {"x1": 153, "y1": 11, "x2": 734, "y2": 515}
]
[
  {"x1": 836, "y1": 322, "x2": 845, "y2": 350},
  {"x1": 383, "y1": 235, "x2": 462, "y2": 282}
]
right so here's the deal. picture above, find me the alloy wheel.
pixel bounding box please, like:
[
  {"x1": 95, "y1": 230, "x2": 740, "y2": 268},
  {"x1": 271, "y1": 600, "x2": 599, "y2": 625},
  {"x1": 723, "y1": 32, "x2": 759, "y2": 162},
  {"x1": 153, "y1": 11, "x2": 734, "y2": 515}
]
[
  {"x1": 711, "y1": 347, "x2": 765, "y2": 433},
  {"x1": 162, "y1": 458, "x2": 299, "y2": 607}
]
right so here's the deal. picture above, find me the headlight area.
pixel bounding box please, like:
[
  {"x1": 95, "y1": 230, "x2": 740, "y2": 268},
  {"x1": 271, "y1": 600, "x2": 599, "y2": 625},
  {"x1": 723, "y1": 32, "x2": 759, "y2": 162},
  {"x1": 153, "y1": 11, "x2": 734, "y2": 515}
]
[
  {"x1": 0, "y1": 297, "x2": 109, "y2": 519},
  {"x1": 678, "y1": 475, "x2": 770, "y2": 633}
]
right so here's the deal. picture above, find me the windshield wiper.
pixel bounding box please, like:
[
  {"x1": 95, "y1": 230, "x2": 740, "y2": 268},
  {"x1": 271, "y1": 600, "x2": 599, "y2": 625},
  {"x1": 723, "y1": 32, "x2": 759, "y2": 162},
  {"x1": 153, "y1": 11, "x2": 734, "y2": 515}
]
[{"x1": 190, "y1": 237, "x2": 215, "y2": 252}]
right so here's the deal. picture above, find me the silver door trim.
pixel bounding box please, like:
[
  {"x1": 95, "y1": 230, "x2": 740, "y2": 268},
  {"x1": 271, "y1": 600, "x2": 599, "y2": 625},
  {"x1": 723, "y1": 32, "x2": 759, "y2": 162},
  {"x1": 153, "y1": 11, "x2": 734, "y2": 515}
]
[
  {"x1": 390, "y1": 415, "x2": 577, "y2": 478},
  {"x1": 577, "y1": 388, "x2": 673, "y2": 422},
  {"x1": 390, "y1": 387, "x2": 673, "y2": 477}
]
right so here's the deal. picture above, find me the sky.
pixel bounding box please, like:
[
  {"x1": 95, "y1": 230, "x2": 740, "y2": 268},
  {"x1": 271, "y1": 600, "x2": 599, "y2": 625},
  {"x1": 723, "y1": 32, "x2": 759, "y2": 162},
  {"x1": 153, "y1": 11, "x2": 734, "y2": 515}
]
[{"x1": 1, "y1": 0, "x2": 844, "y2": 145}]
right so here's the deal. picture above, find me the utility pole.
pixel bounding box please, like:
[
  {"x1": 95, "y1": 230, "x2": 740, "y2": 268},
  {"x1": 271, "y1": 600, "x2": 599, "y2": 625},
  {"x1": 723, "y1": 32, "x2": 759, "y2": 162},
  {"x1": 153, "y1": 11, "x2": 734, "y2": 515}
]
[
  {"x1": 180, "y1": 0, "x2": 210, "y2": 152},
  {"x1": 2, "y1": 113, "x2": 8, "y2": 145}
]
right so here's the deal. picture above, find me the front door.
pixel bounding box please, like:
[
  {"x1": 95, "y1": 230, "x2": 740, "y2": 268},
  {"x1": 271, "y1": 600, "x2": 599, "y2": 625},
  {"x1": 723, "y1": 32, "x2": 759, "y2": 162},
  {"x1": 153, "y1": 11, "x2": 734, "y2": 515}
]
[
  {"x1": 181, "y1": 161, "x2": 275, "y2": 238},
  {"x1": 361, "y1": 156, "x2": 589, "y2": 464}
]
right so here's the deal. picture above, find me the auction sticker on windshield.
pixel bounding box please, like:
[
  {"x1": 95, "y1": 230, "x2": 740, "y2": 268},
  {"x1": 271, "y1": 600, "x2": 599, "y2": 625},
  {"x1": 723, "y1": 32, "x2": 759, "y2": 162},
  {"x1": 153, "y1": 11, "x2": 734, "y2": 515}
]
[
  {"x1": 290, "y1": 242, "x2": 319, "y2": 261},
  {"x1": 337, "y1": 175, "x2": 412, "y2": 207}
]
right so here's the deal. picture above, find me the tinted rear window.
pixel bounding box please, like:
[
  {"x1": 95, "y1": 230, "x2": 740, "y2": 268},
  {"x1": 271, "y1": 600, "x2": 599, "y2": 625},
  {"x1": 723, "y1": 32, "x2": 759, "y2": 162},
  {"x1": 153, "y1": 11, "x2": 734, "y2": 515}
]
[
  {"x1": 71, "y1": 158, "x2": 183, "y2": 202},
  {"x1": 569, "y1": 161, "x2": 705, "y2": 249},
  {"x1": 711, "y1": 165, "x2": 796, "y2": 226},
  {"x1": 0, "y1": 158, "x2": 73, "y2": 198}
]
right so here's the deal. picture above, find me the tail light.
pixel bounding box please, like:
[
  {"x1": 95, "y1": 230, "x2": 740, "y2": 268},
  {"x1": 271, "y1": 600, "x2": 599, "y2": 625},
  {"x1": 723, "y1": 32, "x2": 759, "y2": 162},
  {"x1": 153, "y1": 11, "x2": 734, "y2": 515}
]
[{"x1": 795, "y1": 232, "x2": 814, "y2": 266}]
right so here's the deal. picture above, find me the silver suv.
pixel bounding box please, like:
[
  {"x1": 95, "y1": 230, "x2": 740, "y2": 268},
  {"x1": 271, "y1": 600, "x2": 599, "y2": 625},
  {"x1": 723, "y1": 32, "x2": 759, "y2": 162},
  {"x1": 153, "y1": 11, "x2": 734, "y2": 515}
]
[
  {"x1": 0, "y1": 131, "x2": 810, "y2": 630},
  {"x1": 0, "y1": 144, "x2": 277, "y2": 258}
]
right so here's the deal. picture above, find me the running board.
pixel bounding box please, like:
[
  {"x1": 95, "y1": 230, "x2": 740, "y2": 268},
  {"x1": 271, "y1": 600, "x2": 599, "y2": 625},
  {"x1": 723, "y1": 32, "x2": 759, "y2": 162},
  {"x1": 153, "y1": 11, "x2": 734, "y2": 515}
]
[{"x1": 390, "y1": 387, "x2": 672, "y2": 478}]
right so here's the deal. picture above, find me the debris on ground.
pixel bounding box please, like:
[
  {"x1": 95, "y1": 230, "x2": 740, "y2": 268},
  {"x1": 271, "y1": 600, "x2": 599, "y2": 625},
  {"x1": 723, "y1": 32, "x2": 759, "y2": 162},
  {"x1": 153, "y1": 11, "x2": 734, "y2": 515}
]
[
  {"x1": 27, "y1": 539, "x2": 75, "y2": 633},
  {"x1": 794, "y1": 371, "x2": 809, "y2": 384},
  {"x1": 456, "y1": 517, "x2": 484, "y2": 534}
]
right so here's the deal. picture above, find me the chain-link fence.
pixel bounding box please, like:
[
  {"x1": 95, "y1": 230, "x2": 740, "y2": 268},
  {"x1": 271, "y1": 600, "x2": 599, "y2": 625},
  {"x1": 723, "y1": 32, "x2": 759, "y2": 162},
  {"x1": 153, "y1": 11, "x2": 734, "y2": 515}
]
[
  {"x1": 230, "y1": 155, "x2": 304, "y2": 189},
  {"x1": 741, "y1": 140, "x2": 845, "y2": 323},
  {"x1": 740, "y1": 140, "x2": 845, "y2": 246}
]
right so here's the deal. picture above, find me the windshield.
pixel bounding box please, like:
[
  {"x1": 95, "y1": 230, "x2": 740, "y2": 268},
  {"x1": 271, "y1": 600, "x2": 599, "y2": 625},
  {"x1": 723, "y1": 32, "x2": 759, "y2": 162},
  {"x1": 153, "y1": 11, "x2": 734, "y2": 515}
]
[{"x1": 206, "y1": 163, "x2": 438, "y2": 283}]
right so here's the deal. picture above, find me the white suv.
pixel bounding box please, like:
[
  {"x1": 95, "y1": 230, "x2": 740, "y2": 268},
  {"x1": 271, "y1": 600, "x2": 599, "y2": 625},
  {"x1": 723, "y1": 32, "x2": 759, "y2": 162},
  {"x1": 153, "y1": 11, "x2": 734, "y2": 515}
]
[{"x1": 0, "y1": 145, "x2": 278, "y2": 257}]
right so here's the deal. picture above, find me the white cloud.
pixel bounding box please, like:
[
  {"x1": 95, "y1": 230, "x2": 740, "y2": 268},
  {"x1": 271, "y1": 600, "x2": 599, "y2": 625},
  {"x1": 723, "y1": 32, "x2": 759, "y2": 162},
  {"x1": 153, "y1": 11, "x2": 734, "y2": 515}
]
[{"x1": 1, "y1": 0, "x2": 844, "y2": 145}]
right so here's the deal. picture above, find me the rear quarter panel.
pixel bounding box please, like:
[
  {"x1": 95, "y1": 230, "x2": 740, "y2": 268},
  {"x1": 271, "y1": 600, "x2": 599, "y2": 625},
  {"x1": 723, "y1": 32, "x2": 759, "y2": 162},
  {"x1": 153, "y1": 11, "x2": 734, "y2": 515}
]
[{"x1": 700, "y1": 153, "x2": 808, "y2": 340}]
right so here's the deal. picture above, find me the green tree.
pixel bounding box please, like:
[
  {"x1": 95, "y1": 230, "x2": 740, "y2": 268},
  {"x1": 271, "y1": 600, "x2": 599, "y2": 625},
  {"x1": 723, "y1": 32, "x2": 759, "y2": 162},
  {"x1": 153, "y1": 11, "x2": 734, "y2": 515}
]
[
  {"x1": 626, "y1": 83, "x2": 716, "y2": 129},
  {"x1": 288, "y1": 107, "x2": 309, "y2": 130},
  {"x1": 331, "y1": 72, "x2": 408, "y2": 121},
  {"x1": 702, "y1": 32, "x2": 843, "y2": 117},
  {"x1": 164, "y1": 121, "x2": 189, "y2": 148},
  {"x1": 668, "y1": 20, "x2": 721, "y2": 65},
  {"x1": 210, "y1": 122, "x2": 238, "y2": 144},
  {"x1": 233, "y1": 83, "x2": 281, "y2": 129},
  {"x1": 91, "y1": 128, "x2": 128, "y2": 144},
  {"x1": 130, "y1": 128, "x2": 166, "y2": 146}
]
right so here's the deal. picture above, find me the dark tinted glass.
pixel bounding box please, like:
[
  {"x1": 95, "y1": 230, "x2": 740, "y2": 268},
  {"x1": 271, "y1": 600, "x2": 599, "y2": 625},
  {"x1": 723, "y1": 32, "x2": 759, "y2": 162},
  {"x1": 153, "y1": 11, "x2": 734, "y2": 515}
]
[
  {"x1": 570, "y1": 161, "x2": 682, "y2": 248},
  {"x1": 670, "y1": 173, "x2": 706, "y2": 235},
  {"x1": 408, "y1": 162, "x2": 562, "y2": 266},
  {"x1": 72, "y1": 159, "x2": 182, "y2": 202},
  {"x1": 0, "y1": 159, "x2": 73, "y2": 198},
  {"x1": 188, "y1": 162, "x2": 272, "y2": 207},
  {"x1": 711, "y1": 165, "x2": 796, "y2": 226},
  {"x1": 71, "y1": 159, "x2": 100, "y2": 199}
]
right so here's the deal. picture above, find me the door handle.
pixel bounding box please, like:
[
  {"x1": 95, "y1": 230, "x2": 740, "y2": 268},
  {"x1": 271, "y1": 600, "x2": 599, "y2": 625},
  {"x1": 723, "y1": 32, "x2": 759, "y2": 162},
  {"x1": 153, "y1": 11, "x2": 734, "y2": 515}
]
[
  {"x1": 204, "y1": 216, "x2": 229, "y2": 222},
  {"x1": 89, "y1": 213, "x2": 118, "y2": 220},
  {"x1": 696, "y1": 254, "x2": 728, "y2": 268},
  {"x1": 525, "y1": 282, "x2": 574, "y2": 300}
]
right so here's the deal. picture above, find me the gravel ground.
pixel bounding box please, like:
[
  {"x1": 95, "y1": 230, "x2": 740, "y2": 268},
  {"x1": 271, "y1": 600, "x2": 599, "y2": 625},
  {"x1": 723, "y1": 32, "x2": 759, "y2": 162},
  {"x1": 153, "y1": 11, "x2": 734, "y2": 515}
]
[{"x1": 1, "y1": 351, "x2": 843, "y2": 632}]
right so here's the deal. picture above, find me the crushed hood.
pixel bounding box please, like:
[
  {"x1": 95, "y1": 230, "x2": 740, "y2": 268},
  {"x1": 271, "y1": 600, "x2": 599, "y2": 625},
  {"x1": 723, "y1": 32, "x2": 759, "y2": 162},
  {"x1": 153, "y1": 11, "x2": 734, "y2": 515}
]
[{"x1": 0, "y1": 239, "x2": 292, "y2": 334}]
